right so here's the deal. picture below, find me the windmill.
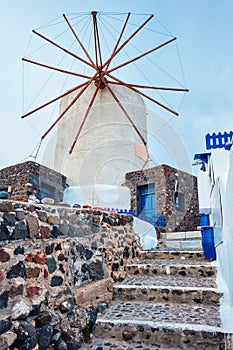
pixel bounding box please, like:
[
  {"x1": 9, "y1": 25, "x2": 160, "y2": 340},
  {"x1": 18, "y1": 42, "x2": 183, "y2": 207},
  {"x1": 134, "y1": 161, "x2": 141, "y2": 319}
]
[{"x1": 22, "y1": 11, "x2": 188, "y2": 187}]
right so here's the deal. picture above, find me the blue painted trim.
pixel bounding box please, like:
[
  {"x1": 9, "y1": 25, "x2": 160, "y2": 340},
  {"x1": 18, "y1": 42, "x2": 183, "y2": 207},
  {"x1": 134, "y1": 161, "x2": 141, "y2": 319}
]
[{"x1": 206, "y1": 131, "x2": 233, "y2": 150}]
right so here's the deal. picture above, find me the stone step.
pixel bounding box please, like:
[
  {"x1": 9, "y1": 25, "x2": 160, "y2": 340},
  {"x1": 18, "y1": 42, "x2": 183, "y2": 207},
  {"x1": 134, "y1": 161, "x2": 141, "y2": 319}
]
[
  {"x1": 126, "y1": 260, "x2": 217, "y2": 278},
  {"x1": 160, "y1": 231, "x2": 202, "y2": 241},
  {"x1": 140, "y1": 248, "x2": 204, "y2": 261},
  {"x1": 164, "y1": 239, "x2": 202, "y2": 249},
  {"x1": 93, "y1": 301, "x2": 227, "y2": 349},
  {"x1": 113, "y1": 276, "x2": 222, "y2": 307},
  {"x1": 81, "y1": 336, "x2": 159, "y2": 349},
  {"x1": 159, "y1": 231, "x2": 203, "y2": 250}
]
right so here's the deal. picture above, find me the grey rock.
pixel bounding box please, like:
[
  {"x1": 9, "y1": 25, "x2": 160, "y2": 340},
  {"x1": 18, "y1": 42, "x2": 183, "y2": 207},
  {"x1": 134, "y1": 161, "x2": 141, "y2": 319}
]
[
  {"x1": 12, "y1": 299, "x2": 31, "y2": 320},
  {"x1": 12, "y1": 221, "x2": 28, "y2": 240},
  {"x1": 58, "y1": 221, "x2": 69, "y2": 235},
  {"x1": 81, "y1": 260, "x2": 104, "y2": 281},
  {"x1": 36, "y1": 210, "x2": 48, "y2": 223},
  {"x1": 6, "y1": 261, "x2": 26, "y2": 279},
  {"x1": 0, "y1": 191, "x2": 9, "y2": 199},
  {"x1": 35, "y1": 310, "x2": 52, "y2": 327},
  {"x1": 0, "y1": 319, "x2": 11, "y2": 335},
  {"x1": 85, "y1": 249, "x2": 93, "y2": 260},
  {"x1": 0, "y1": 224, "x2": 10, "y2": 241},
  {"x1": 73, "y1": 203, "x2": 81, "y2": 208},
  {"x1": 16, "y1": 321, "x2": 36, "y2": 340},
  {"x1": 0, "y1": 201, "x2": 13, "y2": 212},
  {"x1": 45, "y1": 243, "x2": 55, "y2": 255},
  {"x1": 2, "y1": 212, "x2": 16, "y2": 226},
  {"x1": 57, "y1": 339, "x2": 68, "y2": 350},
  {"x1": 0, "y1": 292, "x2": 8, "y2": 310},
  {"x1": 50, "y1": 276, "x2": 63, "y2": 287},
  {"x1": 14, "y1": 246, "x2": 24, "y2": 255},
  {"x1": 46, "y1": 257, "x2": 57, "y2": 274},
  {"x1": 0, "y1": 332, "x2": 16, "y2": 350},
  {"x1": 67, "y1": 225, "x2": 79, "y2": 237},
  {"x1": 60, "y1": 298, "x2": 75, "y2": 313},
  {"x1": 37, "y1": 324, "x2": 53, "y2": 349},
  {"x1": 52, "y1": 329, "x2": 61, "y2": 344},
  {"x1": 51, "y1": 226, "x2": 61, "y2": 238}
]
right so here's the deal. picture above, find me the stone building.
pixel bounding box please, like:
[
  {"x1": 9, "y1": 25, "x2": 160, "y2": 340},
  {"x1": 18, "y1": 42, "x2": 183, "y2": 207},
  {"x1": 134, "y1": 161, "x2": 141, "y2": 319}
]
[
  {"x1": 125, "y1": 164, "x2": 199, "y2": 233},
  {"x1": 0, "y1": 161, "x2": 67, "y2": 203}
]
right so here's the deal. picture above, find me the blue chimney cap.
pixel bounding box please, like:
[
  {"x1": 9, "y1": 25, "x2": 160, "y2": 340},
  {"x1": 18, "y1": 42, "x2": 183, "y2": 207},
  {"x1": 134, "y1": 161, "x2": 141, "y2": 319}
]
[{"x1": 194, "y1": 152, "x2": 211, "y2": 163}]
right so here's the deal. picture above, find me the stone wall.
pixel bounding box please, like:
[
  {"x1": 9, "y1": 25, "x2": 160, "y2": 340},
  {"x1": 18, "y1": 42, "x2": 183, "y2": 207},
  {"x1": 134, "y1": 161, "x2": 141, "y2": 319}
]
[
  {"x1": 125, "y1": 164, "x2": 199, "y2": 233},
  {"x1": 0, "y1": 200, "x2": 139, "y2": 349},
  {"x1": 0, "y1": 161, "x2": 66, "y2": 203}
]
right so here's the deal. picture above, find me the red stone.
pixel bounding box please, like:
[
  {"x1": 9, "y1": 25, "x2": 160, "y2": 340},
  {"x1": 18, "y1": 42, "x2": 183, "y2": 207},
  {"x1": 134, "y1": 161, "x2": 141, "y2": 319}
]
[
  {"x1": 44, "y1": 268, "x2": 48, "y2": 279},
  {"x1": 25, "y1": 253, "x2": 34, "y2": 263},
  {"x1": 57, "y1": 253, "x2": 65, "y2": 261},
  {"x1": 40, "y1": 226, "x2": 51, "y2": 239},
  {"x1": 34, "y1": 252, "x2": 46, "y2": 265},
  {"x1": 0, "y1": 269, "x2": 4, "y2": 281},
  {"x1": 26, "y1": 286, "x2": 40, "y2": 298},
  {"x1": 0, "y1": 249, "x2": 10, "y2": 263}
]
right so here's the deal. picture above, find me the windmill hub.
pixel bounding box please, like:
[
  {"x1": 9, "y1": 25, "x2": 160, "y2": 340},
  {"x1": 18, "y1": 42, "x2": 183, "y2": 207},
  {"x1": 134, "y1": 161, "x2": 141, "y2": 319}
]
[{"x1": 94, "y1": 74, "x2": 106, "y2": 89}]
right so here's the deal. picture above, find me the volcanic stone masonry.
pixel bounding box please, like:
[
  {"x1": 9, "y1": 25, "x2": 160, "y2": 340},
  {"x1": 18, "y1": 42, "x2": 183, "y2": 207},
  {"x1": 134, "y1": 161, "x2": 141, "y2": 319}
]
[
  {"x1": 0, "y1": 199, "x2": 140, "y2": 349},
  {"x1": 125, "y1": 164, "x2": 199, "y2": 233},
  {"x1": 0, "y1": 161, "x2": 67, "y2": 203}
]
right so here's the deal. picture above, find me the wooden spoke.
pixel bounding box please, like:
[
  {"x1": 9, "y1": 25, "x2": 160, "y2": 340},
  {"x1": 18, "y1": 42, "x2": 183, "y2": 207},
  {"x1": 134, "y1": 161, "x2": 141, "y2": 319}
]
[
  {"x1": 106, "y1": 73, "x2": 179, "y2": 116},
  {"x1": 22, "y1": 57, "x2": 92, "y2": 79},
  {"x1": 107, "y1": 37, "x2": 177, "y2": 73},
  {"x1": 32, "y1": 29, "x2": 94, "y2": 69},
  {"x1": 103, "y1": 14, "x2": 154, "y2": 69},
  {"x1": 22, "y1": 80, "x2": 92, "y2": 119},
  {"x1": 92, "y1": 11, "x2": 103, "y2": 69},
  {"x1": 41, "y1": 76, "x2": 96, "y2": 141},
  {"x1": 105, "y1": 12, "x2": 131, "y2": 71},
  {"x1": 69, "y1": 81, "x2": 100, "y2": 153},
  {"x1": 108, "y1": 81, "x2": 189, "y2": 92},
  {"x1": 63, "y1": 14, "x2": 96, "y2": 68},
  {"x1": 104, "y1": 80, "x2": 147, "y2": 146}
]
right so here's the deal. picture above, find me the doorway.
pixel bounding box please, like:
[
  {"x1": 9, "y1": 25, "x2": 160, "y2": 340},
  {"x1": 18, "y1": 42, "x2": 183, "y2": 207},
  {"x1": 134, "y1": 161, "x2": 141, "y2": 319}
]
[{"x1": 138, "y1": 183, "x2": 156, "y2": 224}]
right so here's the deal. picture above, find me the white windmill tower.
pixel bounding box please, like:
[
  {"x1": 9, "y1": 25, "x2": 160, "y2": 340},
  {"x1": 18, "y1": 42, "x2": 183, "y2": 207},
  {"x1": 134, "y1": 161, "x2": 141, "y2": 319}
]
[{"x1": 22, "y1": 11, "x2": 188, "y2": 206}]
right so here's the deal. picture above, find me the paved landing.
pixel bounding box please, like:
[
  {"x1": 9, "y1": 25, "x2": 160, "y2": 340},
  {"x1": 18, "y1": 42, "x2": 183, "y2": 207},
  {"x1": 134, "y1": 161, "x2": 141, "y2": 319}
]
[
  {"x1": 96, "y1": 301, "x2": 222, "y2": 331},
  {"x1": 129, "y1": 260, "x2": 213, "y2": 267},
  {"x1": 115, "y1": 275, "x2": 217, "y2": 290}
]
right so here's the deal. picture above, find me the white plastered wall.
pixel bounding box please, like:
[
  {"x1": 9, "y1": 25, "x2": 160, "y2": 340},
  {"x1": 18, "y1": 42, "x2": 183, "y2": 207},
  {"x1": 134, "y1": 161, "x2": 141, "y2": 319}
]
[{"x1": 53, "y1": 83, "x2": 147, "y2": 186}]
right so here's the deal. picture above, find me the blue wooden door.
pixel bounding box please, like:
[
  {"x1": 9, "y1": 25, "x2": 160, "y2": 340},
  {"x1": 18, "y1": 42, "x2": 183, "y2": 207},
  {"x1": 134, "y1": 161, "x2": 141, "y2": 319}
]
[{"x1": 139, "y1": 184, "x2": 155, "y2": 224}]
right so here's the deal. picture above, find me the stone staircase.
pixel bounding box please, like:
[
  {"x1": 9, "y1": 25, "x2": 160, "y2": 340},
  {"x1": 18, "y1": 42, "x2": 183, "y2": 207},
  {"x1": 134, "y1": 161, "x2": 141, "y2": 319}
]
[{"x1": 82, "y1": 233, "x2": 233, "y2": 349}]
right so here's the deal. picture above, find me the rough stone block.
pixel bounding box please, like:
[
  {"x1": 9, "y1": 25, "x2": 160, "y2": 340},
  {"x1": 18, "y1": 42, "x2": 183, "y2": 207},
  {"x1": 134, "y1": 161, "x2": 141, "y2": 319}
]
[
  {"x1": 0, "y1": 249, "x2": 10, "y2": 262},
  {"x1": 75, "y1": 278, "x2": 113, "y2": 307},
  {"x1": 26, "y1": 215, "x2": 39, "y2": 238},
  {"x1": 0, "y1": 201, "x2": 13, "y2": 212}
]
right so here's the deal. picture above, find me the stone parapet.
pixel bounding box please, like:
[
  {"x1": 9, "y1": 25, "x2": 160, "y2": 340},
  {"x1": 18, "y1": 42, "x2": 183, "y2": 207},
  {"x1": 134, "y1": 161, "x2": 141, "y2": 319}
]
[
  {"x1": 0, "y1": 200, "x2": 140, "y2": 349},
  {"x1": 0, "y1": 161, "x2": 67, "y2": 203}
]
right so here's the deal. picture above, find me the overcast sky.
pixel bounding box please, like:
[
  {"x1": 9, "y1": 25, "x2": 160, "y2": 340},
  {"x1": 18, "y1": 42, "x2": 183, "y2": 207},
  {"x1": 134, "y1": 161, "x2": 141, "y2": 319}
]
[{"x1": 1, "y1": 0, "x2": 233, "y2": 173}]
